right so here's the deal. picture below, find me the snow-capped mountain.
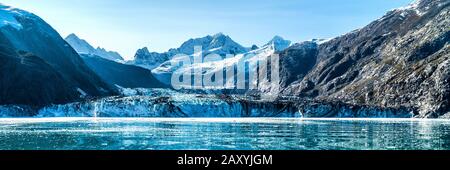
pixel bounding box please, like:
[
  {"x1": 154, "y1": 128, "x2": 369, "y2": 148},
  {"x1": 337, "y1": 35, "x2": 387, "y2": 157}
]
[
  {"x1": 0, "y1": 4, "x2": 116, "y2": 108},
  {"x1": 95, "y1": 47, "x2": 123, "y2": 61},
  {"x1": 175, "y1": 32, "x2": 249, "y2": 56},
  {"x1": 151, "y1": 35, "x2": 292, "y2": 88},
  {"x1": 65, "y1": 33, "x2": 124, "y2": 61},
  {"x1": 264, "y1": 35, "x2": 292, "y2": 52},
  {"x1": 128, "y1": 47, "x2": 170, "y2": 70},
  {"x1": 130, "y1": 33, "x2": 249, "y2": 70}
]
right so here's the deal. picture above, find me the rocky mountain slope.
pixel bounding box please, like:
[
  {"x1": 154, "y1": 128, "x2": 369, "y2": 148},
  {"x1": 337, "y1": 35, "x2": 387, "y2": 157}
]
[
  {"x1": 81, "y1": 54, "x2": 168, "y2": 89},
  {"x1": 65, "y1": 33, "x2": 124, "y2": 61},
  {"x1": 279, "y1": 0, "x2": 449, "y2": 118},
  {"x1": 0, "y1": 4, "x2": 116, "y2": 107}
]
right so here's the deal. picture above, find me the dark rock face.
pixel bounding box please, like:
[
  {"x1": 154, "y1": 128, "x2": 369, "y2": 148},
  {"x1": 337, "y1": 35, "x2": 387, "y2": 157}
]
[
  {"x1": 281, "y1": 0, "x2": 450, "y2": 118},
  {"x1": 0, "y1": 6, "x2": 116, "y2": 108},
  {"x1": 279, "y1": 42, "x2": 319, "y2": 89},
  {"x1": 81, "y1": 54, "x2": 168, "y2": 89},
  {"x1": 0, "y1": 37, "x2": 78, "y2": 107}
]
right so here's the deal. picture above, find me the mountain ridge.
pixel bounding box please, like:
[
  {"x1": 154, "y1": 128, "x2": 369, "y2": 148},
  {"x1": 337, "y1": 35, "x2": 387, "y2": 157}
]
[
  {"x1": 0, "y1": 4, "x2": 117, "y2": 109},
  {"x1": 130, "y1": 33, "x2": 251, "y2": 70},
  {"x1": 65, "y1": 33, "x2": 124, "y2": 61},
  {"x1": 80, "y1": 54, "x2": 168, "y2": 89},
  {"x1": 150, "y1": 35, "x2": 292, "y2": 87},
  {"x1": 278, "y1": 0, "x2": 449, "y2": 118}
]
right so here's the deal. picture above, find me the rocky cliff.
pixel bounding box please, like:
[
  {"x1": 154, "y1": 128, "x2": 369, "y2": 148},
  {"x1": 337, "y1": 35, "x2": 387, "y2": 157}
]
[{"x1": 280, "y1": 0, "x2": 449, "y2": 118}]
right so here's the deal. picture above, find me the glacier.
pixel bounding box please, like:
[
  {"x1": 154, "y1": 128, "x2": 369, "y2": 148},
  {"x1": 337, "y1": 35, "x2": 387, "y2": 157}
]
[
  {"x1": 0, "y1": 88, "x2": 414, "y2": 118},
  {"x1": 36, "y1": 89, "x2": 302, "y2": 117}
]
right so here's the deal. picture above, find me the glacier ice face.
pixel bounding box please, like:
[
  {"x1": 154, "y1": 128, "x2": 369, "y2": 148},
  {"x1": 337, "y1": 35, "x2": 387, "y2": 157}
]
[
  {"x1": 296, "y1": 101, "x2": 414, "y2": 118},
  {"x1": 32, "y1": 88, "x2": 413, "y2": 118},
  {"x1": 0, "y1": 88, "x2": 414, "y2": 118},
  {"x1": 0, "y1": 105, "x2": 35, "y2": 117},
  {"x1": 37, "y1": 89, "x2": 299, "y2": 117},
  {"x1": 36, "y1": 89, "x2": 301, "y2": 118}
]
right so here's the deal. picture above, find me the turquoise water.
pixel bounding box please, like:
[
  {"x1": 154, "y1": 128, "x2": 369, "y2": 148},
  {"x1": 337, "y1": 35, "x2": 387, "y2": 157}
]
[{"x1": 0, "y1": 118, "x2": 450, "y2": 150}]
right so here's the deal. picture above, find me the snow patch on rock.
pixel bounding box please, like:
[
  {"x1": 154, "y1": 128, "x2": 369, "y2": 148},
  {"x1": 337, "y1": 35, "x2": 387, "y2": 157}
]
[{"x1": 0, "y1": 4, "x2": 23, "y2": 30}]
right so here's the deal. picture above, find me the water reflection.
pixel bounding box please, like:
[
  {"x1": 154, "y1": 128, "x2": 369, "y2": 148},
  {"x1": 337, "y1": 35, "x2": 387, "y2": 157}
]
[{"x1": 0, "y1": 118, "x2": 449, "y2": 150}]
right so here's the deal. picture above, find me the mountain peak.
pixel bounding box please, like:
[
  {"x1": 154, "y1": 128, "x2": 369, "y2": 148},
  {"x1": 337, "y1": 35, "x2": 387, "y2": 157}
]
[
  {"x1": 267, "y1": 35, "x2": 289, "y2": 44},
  {"x1": 393, "y1": 0, "x2": 448, "y2": 16},
  {"x1": 265, "y1": 36, "x2": 292, "y2": 52},
  {"x1": 132, "y1": 47, "x2": 169, "y2": 70},
  {"x1": 66, "y1": 33, "x2": 79, "y2": 39},
  {"x1": 175, "y1": 33, "x2": 248, "y2": 56},
  {"x1": 140, "y1": 47, "x2": 150, "y2": 52},
  {"x1": 65, "y1": 33, "x2": 87, "y2": 43},
  {"x1": 210, "y1": 32, "x2": 233, "y2": 44},
  {"x1": 271, "y1": 35, "x2": 285, "y2": 41},
  {"x1": 65, "y1": 33, "x2": 96, "y2": 53},
  {"x1": 136, "y1": 47, "x2": 151, "y2": 56},
  {"x1": 250, "y1": 44, "x2": 259, "y2": 51},
  {"x1": 212, "y1": 32, "x2": 227, "y2": 38},
  {"x1": 65, "y1": 33, "x2": 123, "y2": 61}
]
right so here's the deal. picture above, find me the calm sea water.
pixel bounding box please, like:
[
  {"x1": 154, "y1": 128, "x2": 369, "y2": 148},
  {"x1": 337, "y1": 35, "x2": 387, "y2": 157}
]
[{"x1": 0, "y1": 118, "x2": 449, "y2": 150}]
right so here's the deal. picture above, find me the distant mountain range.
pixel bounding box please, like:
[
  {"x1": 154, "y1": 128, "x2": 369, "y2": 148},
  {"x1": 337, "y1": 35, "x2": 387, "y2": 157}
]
[
  {"x1": 0, "y1": 0, "x2": 448, "y2": 118},
  {"x1": 65, "y1": 33, "x2": 124, "y2": 61},
  {"x1": 130, "y1": 47, "x2": 170, "y2": 70},
  {"x1": 129, "y1": 33, "x2": 251, "y2": 70},
  {"x1": 64, "y1": 33, "x2": 170, "y2": 89},
  {"x1": 150, "y1": 34, "x2": 292, "y2": 87}
]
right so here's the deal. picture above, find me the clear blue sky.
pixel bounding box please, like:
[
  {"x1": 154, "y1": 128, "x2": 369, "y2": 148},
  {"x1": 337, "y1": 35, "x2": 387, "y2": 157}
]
[{"x1": 3, "y1": 0, "x2": 413, "y2": 60}]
